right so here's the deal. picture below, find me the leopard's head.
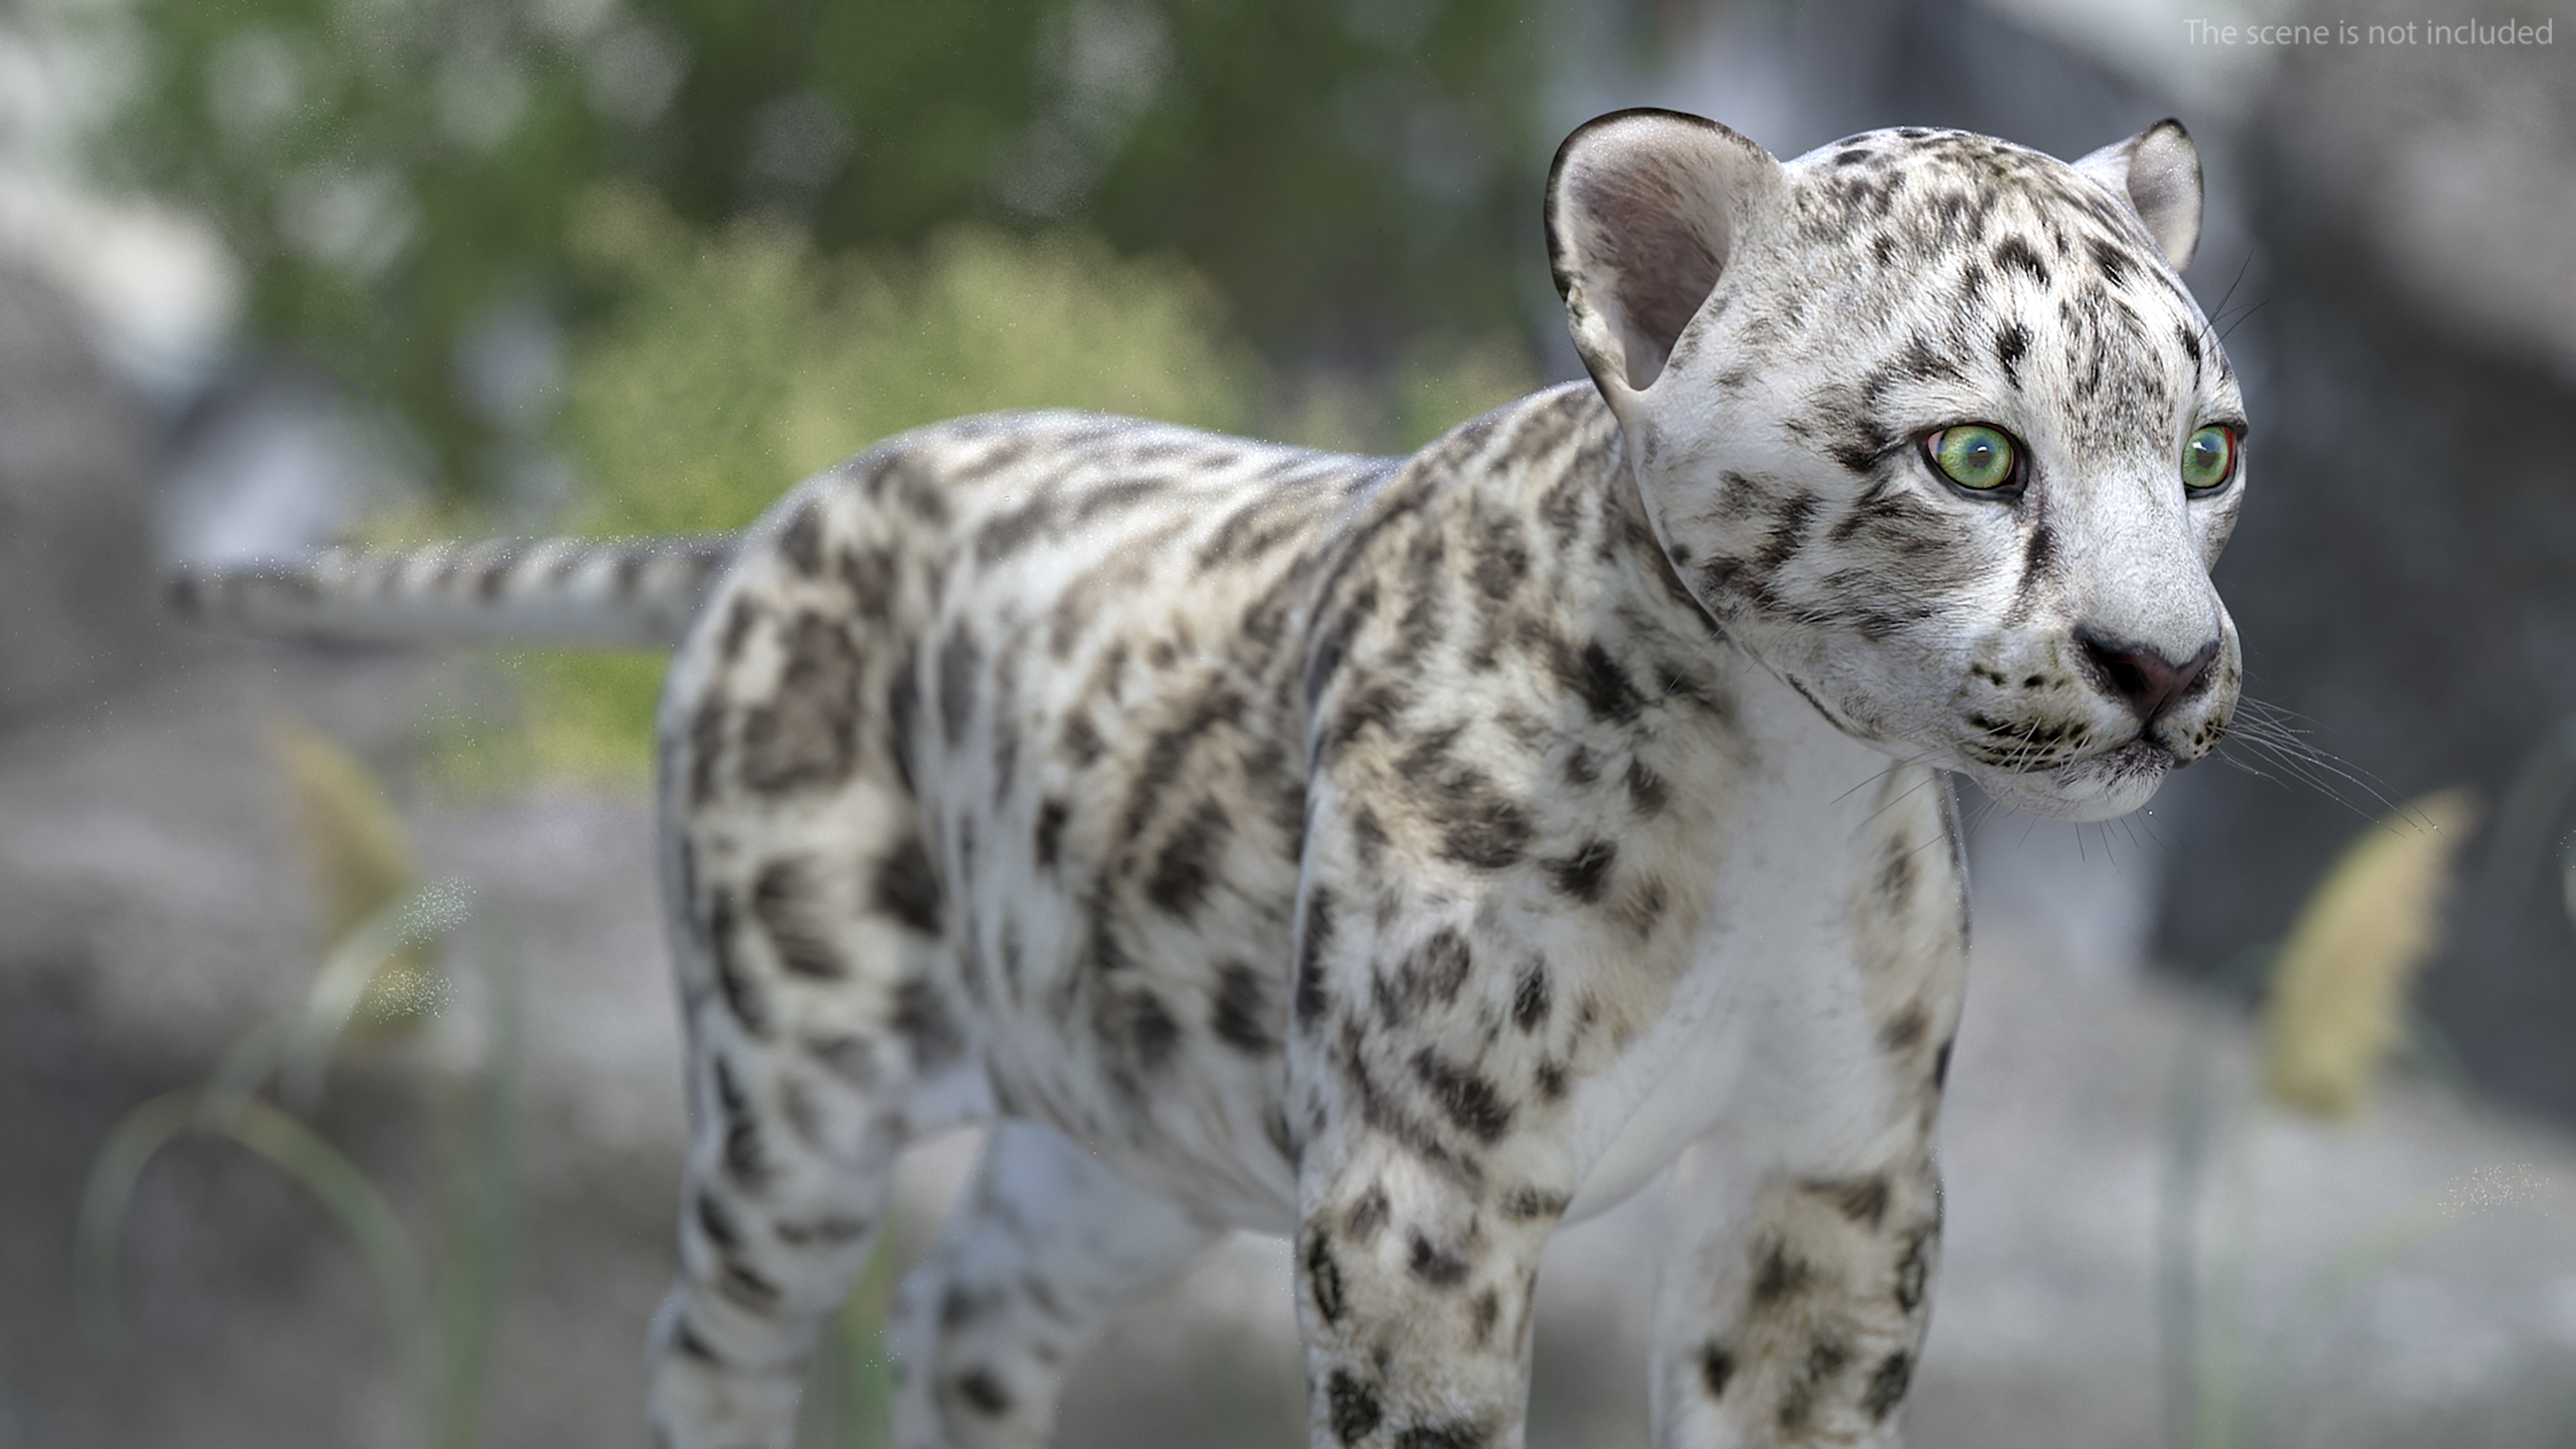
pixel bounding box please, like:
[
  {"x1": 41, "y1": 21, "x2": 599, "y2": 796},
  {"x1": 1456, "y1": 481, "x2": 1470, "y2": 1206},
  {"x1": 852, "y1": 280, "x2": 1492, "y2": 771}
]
[{"x1": 1547, "y1": 109, "x2": 2246, "y2": 823}]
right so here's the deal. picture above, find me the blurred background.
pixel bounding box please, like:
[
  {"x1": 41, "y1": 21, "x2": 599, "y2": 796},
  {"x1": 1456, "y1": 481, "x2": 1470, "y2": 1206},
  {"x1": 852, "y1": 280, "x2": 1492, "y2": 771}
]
[{"x1": 2, "y1": 0, "x2": 2573, "y2": 1444}]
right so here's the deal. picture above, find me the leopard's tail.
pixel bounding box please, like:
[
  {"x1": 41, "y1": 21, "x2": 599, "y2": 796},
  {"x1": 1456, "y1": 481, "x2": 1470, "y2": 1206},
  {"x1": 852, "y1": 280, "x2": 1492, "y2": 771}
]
[{"x1": 167, "y1": 535, "x2": 740, "y2": 649}]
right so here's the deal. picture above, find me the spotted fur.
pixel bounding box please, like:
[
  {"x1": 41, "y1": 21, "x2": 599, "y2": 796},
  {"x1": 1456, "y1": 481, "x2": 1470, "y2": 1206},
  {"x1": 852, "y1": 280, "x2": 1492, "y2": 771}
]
[{"x1": 177, "y1": 111, "x2": 2246, "y2": 1448}]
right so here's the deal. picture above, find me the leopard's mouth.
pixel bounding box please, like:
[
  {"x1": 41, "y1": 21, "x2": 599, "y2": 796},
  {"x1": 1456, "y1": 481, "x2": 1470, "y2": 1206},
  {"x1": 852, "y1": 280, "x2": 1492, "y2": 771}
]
[
  {"x1": 2096, "y1": 737, "x2": 2176, "y2": 776},
  {"x1": 1955, "y1": 731, "x2": 2177, "y2": 822}
]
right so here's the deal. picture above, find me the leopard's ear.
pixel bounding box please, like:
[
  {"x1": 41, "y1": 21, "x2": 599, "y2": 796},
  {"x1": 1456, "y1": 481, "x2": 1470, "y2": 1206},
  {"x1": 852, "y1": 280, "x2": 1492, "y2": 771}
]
[
  {"x1": 1546, "y1": 109, "x2": 1782, "y2": 415},
  {"x1": 2074, "y1": 119, "x2": 2203, "y2": 271}
]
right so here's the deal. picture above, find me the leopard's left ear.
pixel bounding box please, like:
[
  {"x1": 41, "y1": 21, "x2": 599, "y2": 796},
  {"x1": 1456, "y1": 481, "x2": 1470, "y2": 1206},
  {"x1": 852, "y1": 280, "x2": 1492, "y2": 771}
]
[
  {"x1": 2074, "y1": 119, "x2": 2203, "y2": 271},
  {"x1": 1546, "y1": 109, "x2": 1784, "y2": 419}
]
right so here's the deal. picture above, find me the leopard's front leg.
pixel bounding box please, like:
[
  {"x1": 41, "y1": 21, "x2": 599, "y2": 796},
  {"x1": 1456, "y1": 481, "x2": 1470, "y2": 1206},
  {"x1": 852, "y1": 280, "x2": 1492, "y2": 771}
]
[
  {"x1": 1291, "y1": 1124, "x2": 1564, "y2": 1449},
  {"x1": 1648, "y1": 768, "x2": 1967, "y2": 1448},
  {"x1": 1650, "y1": 1139, "x2": 1943, "y2": 1448},
  {"x1": 1280, "y1": 864, "x2": 1582, "y2": 1449}
]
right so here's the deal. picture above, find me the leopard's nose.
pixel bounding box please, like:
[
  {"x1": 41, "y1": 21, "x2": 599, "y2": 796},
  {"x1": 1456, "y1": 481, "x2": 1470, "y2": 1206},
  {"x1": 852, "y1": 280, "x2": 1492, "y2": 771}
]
[{"x1": 2076, "y1": 627, "x2": 2219, "y2": 722}]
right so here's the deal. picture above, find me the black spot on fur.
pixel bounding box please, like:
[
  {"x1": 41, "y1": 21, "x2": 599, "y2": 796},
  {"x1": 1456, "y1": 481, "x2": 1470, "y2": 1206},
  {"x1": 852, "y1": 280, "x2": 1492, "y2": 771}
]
[
  {"x1": 955, "y1": 1367, "x2": 1014, "y2": 1417},
  {"x1": 1813, "y1": 1175, "x2": 1892, "y2": 1228},
  {"x1": 1702, "y1": 1342, "x2": 1735, "y2": 1399},
  {"x1": 1295, "y1": 888, "x2": 1338, "y2": 1025},
  {"x1": 1562, "y1": 745, "x2": 1600, "y2": 786},
  {"x1": 1881, "y1": 1006, "x2": 1929, "y2": 1052},
  {"x1": 1993, "y1": 234, "x2": 2051, "y2": 287},
  {"x1": 695, "y1": 1191, "x2": 743, "y2": 1252},
  {"x1": 1035, "y1": 798, "x2": 1069, "y2": 869},
  {"x1": 937, "y1": 624, "x2": 981, "y2": 748},
  {"x1": 1426, "y1": 771, "x2": 1533, "y2": 871},
  {"x1": 1472, "y1": 1287, "x2": 1502, "y2": 1346},
  {"x1": 1211, "y1": 960, "x2": 1276, "y2": 1055},
  {"x1": 1305, "y1": 1226, "x2": 1348, "y2": 1326},
  {"x1": 1146, "y1": 799, "x2": 1230, "y2": 918},
  {"x1": 2085, "y1": 235, "x2": 2134, "y2": 288},
  {"x1": 1328, "y1": 682, "x2": 1409, "y2": 757},
  {"x1": 752, "y1": 858, "x2": 845, "y2": 979},
  {"x1": 1328, "y1": 1368, "x2": 1382, "y2": 1444},
  {"x1": 1510, "y1": 961, "x2": 1551, "y2": 1033},
  {"x1": 1545, "y1": 839, "x2": 1617, "y2": 904},
  {"x1": 1876, "y1": 837, "x2": 1916, "y2": 909},
  {"x1": 1125, "y1": 989, "x2": 1181, "y2": 1073},
  {"x1": 672, "y1": 1316, "x2": 722, "y2": 1363},
  {"x1": 1412, "y1": 1049, "x2": 1514, "y2": 1143},
  {"x1": 1061, "y1": 714, "x2": 1104, "y2": 767},
  {"x1": 1623, "y1": 757, "x2": 1668, "y2": 816},
  {"x1": 2015, "y1": 522, "x2": 2059, "y2": 612},
  {"x1": 1501, "y1": 1185, "x2": 1567, "y2": 1220},
  {"x1": 773, "y1": 1215, "x2": 869, "y2": 1246},
  {"x1": 892, "y1": 977, "x2": 963, "y2": 1070},
  {"x1": 714, "y1": 1055, "x2": 767, "y2": 1189},
  {"x1": 719, "y1": 595, "x2": 761, "y2": 662},
  {"x1": 871, "y1": 835, "x2": 944, "y2": 935},
  {"x1": 803, "y1": 1033, "x2": 878, "y2": 1089},
  {"x1": 1351, "y1": 807, "x2": 1388, "y2": 871},
  {"x1": 1934, "y1": 1036, "x2": 1956, "y2": 1091},
  {"x1": 1121, "y1": 684, "x2": 1246, "y2": 841},
  {"x1": 1472, "y1": 514, "x2": 1528, "y2": 600},
  {"x1": 1407, "y1": 928, "x2": 1473, "y2": 1007},
  {"x1": 839, "y1": 543, "x2": 898, "y2": 622},
  {"x1": 1346, "y1": 1183, "x2": 1391, "y2": 1244},
  {"x1": 885, "y1": 642, "x2": 920, "y2": 797},
  {"x1": 1865, "y1": 1351, "x2": 1914, "y2": 1419},
  {"x1": 1408, "y1": 1228, "x2": 1470, "y2": 1287},
  {"x1": 718, "y1": 1253, "x2": 782, "y2": 1309},
  {"x1": 705, "y1": 888, "x2": 769, "y2": 1037},
  {"x1": 1534, "y1": 1060, "x2": 1568, "y2": 1101},
  {"x1": 688, "y1": 698, "x2": 727, "y2": 808},
  {"x1": 777, "y1": 502, "x2": 824, "y2": 576},
  {"x1": 1778, "y1": 1335, "x2": 1852, "y2": 1432},
  {"x1": 1896, "y1": 1225, "x2": 1935, "y2": 1311},
  {"x1": 1996, "y1": 321, "x2": 2031, "y2": 389},
  {"x1": 741, "y1": 613, "x2": 863, "y2": 795},
  {"x1": 1335, "y1": 1021, "x2": 1479, "y2": 1186},
  {"x1": 1558, "y1": 641, "x2": 1643, "y2": 724},
  {"x1": 1751, "y1": 1239, "x2": 1813, "y2": 1305}
]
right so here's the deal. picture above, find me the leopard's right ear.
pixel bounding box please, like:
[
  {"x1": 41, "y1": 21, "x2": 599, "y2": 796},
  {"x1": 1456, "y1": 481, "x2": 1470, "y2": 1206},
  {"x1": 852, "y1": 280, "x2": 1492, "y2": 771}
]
[{"x1": 1546, "y1": 109, "x2": 1782, "y2": 418}]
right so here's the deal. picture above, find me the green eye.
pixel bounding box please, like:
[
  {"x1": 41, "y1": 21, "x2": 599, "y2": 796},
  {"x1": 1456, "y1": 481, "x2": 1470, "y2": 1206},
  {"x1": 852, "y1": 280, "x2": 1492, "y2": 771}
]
[
  {"x1": 1926, "y1": 425, "x2": 2019, "y2": 491},
  {"x1": 2182, "y1": 425, "x2": 2237, "y2": 490}
]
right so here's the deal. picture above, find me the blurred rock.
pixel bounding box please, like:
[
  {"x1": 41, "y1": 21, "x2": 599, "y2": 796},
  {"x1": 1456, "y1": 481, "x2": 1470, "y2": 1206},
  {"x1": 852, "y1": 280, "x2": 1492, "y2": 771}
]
[{"x1": 0, "y1": 262, "x2": 164, "y2": 729}]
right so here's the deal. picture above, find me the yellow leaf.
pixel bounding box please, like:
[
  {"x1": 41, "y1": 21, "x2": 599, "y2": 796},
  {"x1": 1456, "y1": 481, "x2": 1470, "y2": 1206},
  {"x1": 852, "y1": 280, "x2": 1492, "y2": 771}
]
[
  {"x1": 268, "y1": 718, "x2": 436, "y2": 1036},
  {"x1": 2261, "y1": 788, "x2": 2480, "y2": 1118}
]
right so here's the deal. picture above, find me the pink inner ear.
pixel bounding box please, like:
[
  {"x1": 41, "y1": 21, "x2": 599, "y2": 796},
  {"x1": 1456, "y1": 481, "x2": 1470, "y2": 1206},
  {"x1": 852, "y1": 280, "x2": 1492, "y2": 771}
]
[
  {"x1": 1577, "y1": 170, "x2": 1727, "y2": 384},
  {"x1": 1546, "y1": 111, "x2": 1777, "y2": 392}
]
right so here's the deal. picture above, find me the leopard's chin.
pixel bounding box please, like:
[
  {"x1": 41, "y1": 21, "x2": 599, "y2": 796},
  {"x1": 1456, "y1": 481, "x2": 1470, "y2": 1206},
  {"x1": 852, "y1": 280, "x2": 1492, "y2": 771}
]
[{"x1": 1966, "y1": 739, "x2": 2174, "y2": 823}]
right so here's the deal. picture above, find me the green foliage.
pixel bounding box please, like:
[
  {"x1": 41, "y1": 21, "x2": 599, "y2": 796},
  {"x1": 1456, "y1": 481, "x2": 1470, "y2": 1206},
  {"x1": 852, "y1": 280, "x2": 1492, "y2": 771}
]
[
  {"x1": 83, "y1": 0, "x2": 1548, "y2": 501},
  {"x1": 561, "y1": 182, "x2": 1261, "y2": 534}
]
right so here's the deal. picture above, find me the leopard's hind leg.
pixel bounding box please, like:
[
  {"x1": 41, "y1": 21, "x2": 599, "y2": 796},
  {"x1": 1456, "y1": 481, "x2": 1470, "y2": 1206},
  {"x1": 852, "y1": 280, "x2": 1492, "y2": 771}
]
[
  {"x1": 888, "y1": 1120, "x2": 1223, "y2": 1449},
  {"x1": 647, "y1": 527, "x2": 984, "y2": 1449}
]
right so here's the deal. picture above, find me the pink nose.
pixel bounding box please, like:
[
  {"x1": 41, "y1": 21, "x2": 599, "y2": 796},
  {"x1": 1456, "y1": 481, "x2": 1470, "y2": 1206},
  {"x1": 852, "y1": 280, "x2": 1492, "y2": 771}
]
[{"x1": 2076, "y1": 629, "x2": 2219, "y2": 722}]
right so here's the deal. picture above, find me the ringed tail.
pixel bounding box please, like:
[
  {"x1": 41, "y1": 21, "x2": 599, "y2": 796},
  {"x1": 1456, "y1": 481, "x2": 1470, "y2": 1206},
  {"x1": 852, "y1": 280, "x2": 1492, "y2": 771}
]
[{"x1": 167, "y1": 535, "x2": 741, "y2": 650}]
